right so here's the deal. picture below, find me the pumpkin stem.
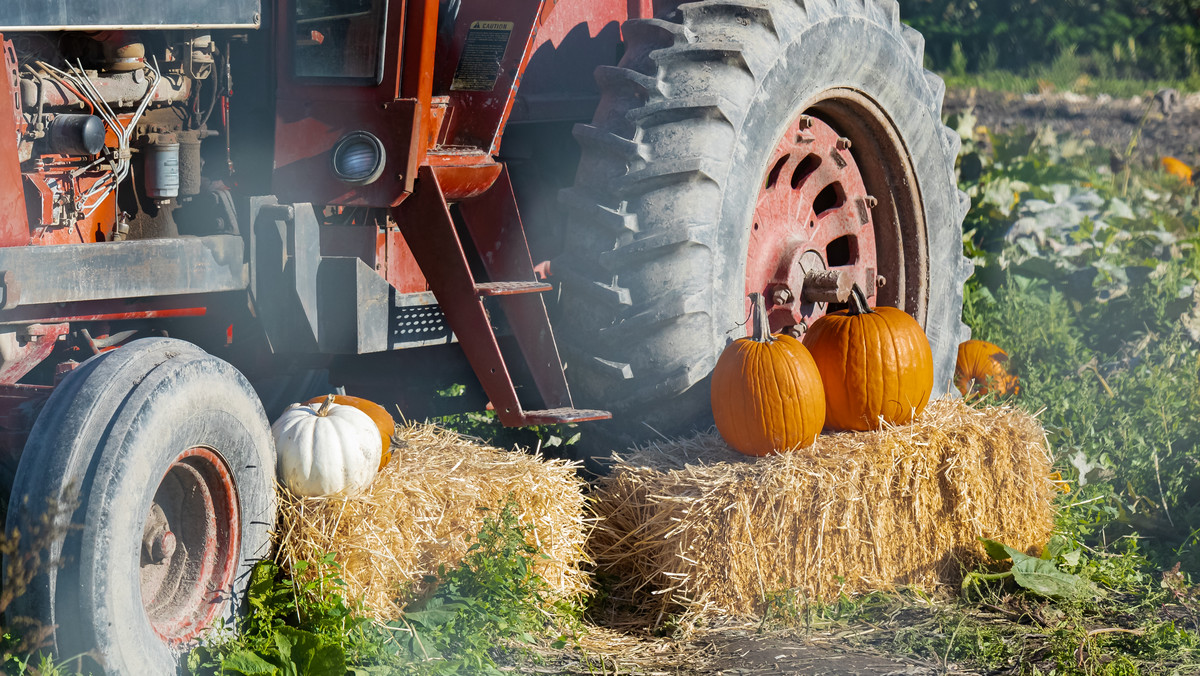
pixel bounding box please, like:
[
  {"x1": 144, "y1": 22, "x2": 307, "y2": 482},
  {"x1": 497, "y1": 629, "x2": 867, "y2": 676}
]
[
  {"x1": 316, "y1": 394, "x2": 336, "y2": 417},
  {"x1": 847, "y1": 284, "x2": 874, "y2": 316},
  {"x1": 749, "y1": 292, "x2": 773, "y2": 342}
]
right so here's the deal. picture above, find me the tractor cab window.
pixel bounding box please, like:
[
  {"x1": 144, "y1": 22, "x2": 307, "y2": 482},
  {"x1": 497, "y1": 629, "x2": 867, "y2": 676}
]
[{"x1": 292, "y1": 0, "x2": 387, "y2": 81}]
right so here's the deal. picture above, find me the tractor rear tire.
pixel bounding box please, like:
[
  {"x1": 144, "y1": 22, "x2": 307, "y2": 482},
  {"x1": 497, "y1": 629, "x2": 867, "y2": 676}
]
[
  {"x1": 5, "y1": 338, "x2": 276, "y2": 673},
  {"x1": 557, "y1": 0, "x2": 971, "y2": 453}
]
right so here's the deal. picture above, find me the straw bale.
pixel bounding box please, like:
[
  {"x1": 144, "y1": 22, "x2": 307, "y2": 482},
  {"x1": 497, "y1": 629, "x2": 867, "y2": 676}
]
[
  {"x1": 275, "y1": 423, "x2": 591, "y2": 621},
  {"x1": 590, "y1": 398, "x2": 1057, "y2": 625}
]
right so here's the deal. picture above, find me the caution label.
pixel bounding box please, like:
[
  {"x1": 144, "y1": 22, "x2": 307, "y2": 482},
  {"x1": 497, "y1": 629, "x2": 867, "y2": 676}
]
[{"x1": 450, "y1": 21, "x2": 515, "y2": 92}]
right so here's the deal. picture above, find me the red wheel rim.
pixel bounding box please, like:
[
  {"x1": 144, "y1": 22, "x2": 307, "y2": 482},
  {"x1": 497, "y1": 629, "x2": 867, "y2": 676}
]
[
  {"x1": 746, "y1": 113, "x2": 880, "y2": 336},
  {"x1": 140, "y1": 447, "x2": 240, "y2": 644}
]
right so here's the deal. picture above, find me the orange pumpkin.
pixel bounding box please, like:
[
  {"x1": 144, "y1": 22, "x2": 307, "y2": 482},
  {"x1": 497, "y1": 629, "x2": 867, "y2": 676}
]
[
  {"x1": 304, "y1": 394, "x2": 396, "y2": 469},
  {"x1": 954, "y1": 340, "x2": 1019, "y2": 399},
  {"x1": 1161, "y1": 156, "x2": 1193, "y2": 185},
  {"x1": 711, "y1": 293, "x2": 825, "y2": 456},
  {"x1": 802, "y1": 286, "x2": 933, "y2": 431}
]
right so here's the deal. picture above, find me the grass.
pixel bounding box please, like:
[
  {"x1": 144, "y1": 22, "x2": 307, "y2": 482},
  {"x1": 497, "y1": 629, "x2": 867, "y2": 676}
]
[
  {"x1": 938, "y1": 43, "x2": 1200, "y2": 97},
  {"x1": 942, "y1": 68, "x2": 1200, "y2": 99}
]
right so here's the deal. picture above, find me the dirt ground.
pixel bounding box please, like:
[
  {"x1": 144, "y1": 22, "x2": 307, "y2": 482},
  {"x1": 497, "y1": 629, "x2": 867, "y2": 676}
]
[
  {"x1": 943, "y1": 87, "x2": 1200, "y2": 170},
  {"x1": 535, "y1": 622, "x2": 942, "y2": 675}
]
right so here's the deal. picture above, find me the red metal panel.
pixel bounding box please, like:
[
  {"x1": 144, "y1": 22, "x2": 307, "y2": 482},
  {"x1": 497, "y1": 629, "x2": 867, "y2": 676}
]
[
  {"x1": 0, "y1": 38, "x2": 28, "y2": 247},
  {"x1": 427, "y1": 152, "x2": 503, "y2": 200},
  {"x1": 377, "y1": 228, "x2": 429, "y2": 294},
  {"x1": 0, "y1": 323, "x2": 68, "y2": 385},
  {"x1": 509, "y1": 0, "x2": 652, "y2": 124},
  {"x1": 400, "y1": 0, "x2": 440, "y2": 171},
  {"x1": 272, "y1": 98, "x2": 419, "y2": 207},
  {"x1": 0, "y1": 296, "x2": 208, "y2": 324},
  {"x1": 433, "y1": 0, "x2": 547, "y2": 154},
  {"x1": 272, "y1": 0, "x2": 428, "y2": 204}
]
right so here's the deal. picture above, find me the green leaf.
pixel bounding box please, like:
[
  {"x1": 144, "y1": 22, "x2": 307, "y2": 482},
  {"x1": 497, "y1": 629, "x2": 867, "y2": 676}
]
[
  {"x1": 1004, "y1": 546, "x2": 1093, "y2": 599},
  {"x1": 979, "y1": 537, "x2": 1012, "y2": 561},
  {"x1": 220, "y1": 650, "x2": 281, "y2": 676},
  {"x1": 1041, "y1": 534, "x2": 1070, "y2": 560},
  {"x1": 273, "y1": 628, "x2": 345, "y2": 676},
  {"x1": 1060, "y1": 549, "x2": 1082, "y2": 567},
  {"x1": 405, "y1": 600, "x2": 468, "y2": 628}
]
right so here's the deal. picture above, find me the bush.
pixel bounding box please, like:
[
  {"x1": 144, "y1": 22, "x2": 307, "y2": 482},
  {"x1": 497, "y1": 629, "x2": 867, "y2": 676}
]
[{"x1": 903, "y1": 0, "x2": 1200, "y2": 83}]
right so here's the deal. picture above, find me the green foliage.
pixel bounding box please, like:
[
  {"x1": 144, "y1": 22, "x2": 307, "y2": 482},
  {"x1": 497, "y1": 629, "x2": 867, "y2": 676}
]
[
  {"x1": 433, "y1": 385, "x2": 581, "y2": 456},
  {"x1": 903, "y1": 0, "x2": 1200, "y2": 85},
  {"x1": 758, "y1": 535, "x2": 1200, "y2": 674},
  {"x1": 954, "y1": 113, "x2": 1200, "y2": 564},
  {"x1": 396, "y1": 500, "x2": 579, "y2": 674},
  {"x1": 188, "y1": 499, "x2": 574, "y2": 676},
  {"x1": 187, "y1": 553, "x2": 371, "y2": 676},
  {"x1": 964, "y1": 537, "x2": 1095, "y2": 600},
  {"x1": 1, "y1": 495, "x2": 82, "y2": 675}
]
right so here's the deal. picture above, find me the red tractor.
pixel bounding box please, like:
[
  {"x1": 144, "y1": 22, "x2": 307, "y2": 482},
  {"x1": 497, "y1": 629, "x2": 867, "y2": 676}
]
[{"x1": 0, "y1": 0, "x2": 969, "y2": 670}]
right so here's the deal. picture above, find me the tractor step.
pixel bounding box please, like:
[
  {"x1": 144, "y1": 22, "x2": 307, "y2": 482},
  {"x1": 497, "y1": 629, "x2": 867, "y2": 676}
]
[
  {"x1": 475, "y1": 281, "x2": 552, "y2": 296},
  {"x1": 519, "y1": 408, "x2": 612, "y2": 425}
]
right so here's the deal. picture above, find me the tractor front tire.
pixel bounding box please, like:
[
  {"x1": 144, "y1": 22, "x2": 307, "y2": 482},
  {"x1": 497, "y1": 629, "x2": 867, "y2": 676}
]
[
  {"x1": 5, "y1": 338, "x2": 276, "y2": 673},
  {"x1": 557, "y1": 0, "x2": 971, "y2": 452}
]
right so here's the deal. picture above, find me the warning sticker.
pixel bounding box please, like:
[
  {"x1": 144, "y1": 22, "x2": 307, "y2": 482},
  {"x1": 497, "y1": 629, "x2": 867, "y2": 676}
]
[{"x1": 450, "y1": 21, "x2": 515, "y2": 92}]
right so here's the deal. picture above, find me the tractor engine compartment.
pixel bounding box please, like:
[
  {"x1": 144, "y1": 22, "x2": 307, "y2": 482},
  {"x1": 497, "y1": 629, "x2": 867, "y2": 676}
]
[{"x1": 9, "y1": 30, "x2": 237, "y2": 246}]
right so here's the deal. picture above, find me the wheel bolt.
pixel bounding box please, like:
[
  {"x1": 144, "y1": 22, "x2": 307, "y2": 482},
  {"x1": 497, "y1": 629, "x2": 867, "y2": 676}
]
[
  {"x1": 797, "y1": 115, "x2": 813, "y2": 130},
  {"x1": 771, "y1": 286, "x2": 794, "y2": 306},
  {"x1": 785, "y1": 324, "x2": 806, "y2": 338},
  {"x1": 836, "y1": 137, "x2": 852, "y2": 150},
  {"x1": 876, "y1": 275, "x2": 887, "y2": 288},
  {"x1": 864, "y1": 195, "x2": 878, "y2": 208},
  {"x1": 150, "y1": 531, "x2": 176, "y2": 563}
]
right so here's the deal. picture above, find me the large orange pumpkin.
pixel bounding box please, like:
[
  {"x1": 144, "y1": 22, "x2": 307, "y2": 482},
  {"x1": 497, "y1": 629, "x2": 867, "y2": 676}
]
[
  {"x1": 304, "y1": 394, "x2": 396, "y2": 469},
  {"x1": 711, "y1": 293, "x2": 825, "y2": 456},
  {"x1": 954, "y1": 340, "x2": 1020, "y2": 398},
  {"x1": 802, "y1": 287, "x2": 933, "y2": 431}
]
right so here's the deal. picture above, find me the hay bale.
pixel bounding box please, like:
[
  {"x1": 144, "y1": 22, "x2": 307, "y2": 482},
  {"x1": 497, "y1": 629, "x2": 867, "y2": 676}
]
[
  {"x1": 276, "y1": 423, "x2": 591, "y2": 621},
  {"x1": 590, "y1": 399, "x2": 1057, "y2": 625}
]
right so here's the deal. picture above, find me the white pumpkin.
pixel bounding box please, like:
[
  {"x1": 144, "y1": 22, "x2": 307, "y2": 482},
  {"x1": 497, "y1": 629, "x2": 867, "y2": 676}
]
[{"x1": 272, "y1": 395, "x2": 383, "y2": 497}]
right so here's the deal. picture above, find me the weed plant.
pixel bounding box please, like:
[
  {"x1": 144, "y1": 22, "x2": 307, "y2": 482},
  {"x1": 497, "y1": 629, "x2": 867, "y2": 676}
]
[
  {"x1": 188, "y1": 499, "x2": 577, "y2": 675},
  {"x1": 1, "y1": 495, "x2": 79, "y2": 675}
]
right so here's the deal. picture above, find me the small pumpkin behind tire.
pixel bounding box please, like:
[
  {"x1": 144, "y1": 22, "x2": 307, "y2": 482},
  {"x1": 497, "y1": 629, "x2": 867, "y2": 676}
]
[
  {"x1": 711, "y1": 294, "x2": 825, "y2": 456},
  {"x1": 803, "y1": 287, "x2": 933, "y2": 431},
  {"x1": 954, "y1": 340, "x2": 1019, "y2": 399},
  {"x1": 303, "y1": 394, "x2": 396, "y2": 469}
]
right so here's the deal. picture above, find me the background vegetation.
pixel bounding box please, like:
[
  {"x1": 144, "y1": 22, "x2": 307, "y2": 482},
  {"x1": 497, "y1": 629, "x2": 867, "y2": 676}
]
[{"x1": 903, "y1": 0, "x2": 1200, "y2": 92}]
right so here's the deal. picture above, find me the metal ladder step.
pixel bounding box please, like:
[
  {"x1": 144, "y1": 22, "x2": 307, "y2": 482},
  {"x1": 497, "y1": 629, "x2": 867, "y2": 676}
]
[
  {"x1": 520, "y1": 408, "x2": 612, "y2": 425},
  {"x1": 474, "y1": 281, "x2": 553, "y2": 296}
]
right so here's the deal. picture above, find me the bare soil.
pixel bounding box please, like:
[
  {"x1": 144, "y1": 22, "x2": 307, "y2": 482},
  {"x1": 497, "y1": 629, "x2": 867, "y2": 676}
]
[
  {"x1": 944, "y1": 88, "x2": 1200, "y2": 170},
  {"x1": 534, "y1": 623, "x2": 941, "y2": 675}
]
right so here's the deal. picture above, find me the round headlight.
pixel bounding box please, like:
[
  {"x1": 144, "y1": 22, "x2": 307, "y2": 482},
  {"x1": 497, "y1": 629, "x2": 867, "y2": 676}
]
[{"x1": 331, "y1": 131, "x2": 386, "y2": 185}]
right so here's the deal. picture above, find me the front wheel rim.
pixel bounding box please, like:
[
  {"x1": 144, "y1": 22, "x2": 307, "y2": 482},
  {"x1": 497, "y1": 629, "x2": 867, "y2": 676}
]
[
  {"x1": 140, "y1": 447, "x2": 241, "y2": 644},
  {"x1": 745, "y1": 89, "x2": 928, "y2": 336}
]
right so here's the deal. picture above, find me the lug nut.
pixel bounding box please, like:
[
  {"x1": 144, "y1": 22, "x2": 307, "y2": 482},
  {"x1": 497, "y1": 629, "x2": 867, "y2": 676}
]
[
  {"x1": 864, "y1": 195, "x2": 878, "y2": 208},
  {"x1": 785, "y1": 323, "x2": 806, "y2": 338},
  {"x1": 771, "y1": 286, "x2": 794, "y2": 306},
  {"x1": 149, "y1": 531, "x2": 176, "y2": 563},
  {"x1": 876, "y1": 275, "x2": 887, "y2": 288},
  {"x1": 797, "y1": 115, "x2": 813, "y2": 130},
  {"x1": 835, "y1": 137, "x2": 852, "y2": 150}
]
